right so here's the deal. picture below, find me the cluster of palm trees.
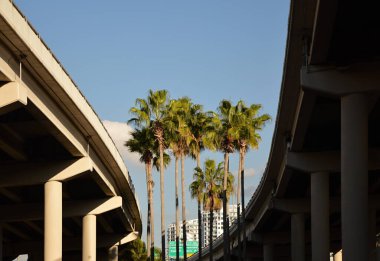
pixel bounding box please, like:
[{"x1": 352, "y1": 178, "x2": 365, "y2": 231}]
[{"x1": 126, "y1": 89, "x2": 270, "y2": 261}]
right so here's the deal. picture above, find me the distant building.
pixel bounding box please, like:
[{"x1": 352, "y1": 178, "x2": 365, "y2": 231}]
[
  {"x1": 202, "y1": 204, "x2": 237, "y2": 247},
  {"x1": 167, "y1": 205, "x2": 238, "y2": 250},
  {"x1": 168, "y1": 218, "x2": 199, "y2": 243}
]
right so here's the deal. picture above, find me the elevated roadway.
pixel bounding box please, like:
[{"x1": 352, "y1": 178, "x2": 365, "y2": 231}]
[
  {"x1": 190, "y1": 0, "x2": 380, "y2": 260},
  {"x1": 0, "y1": 1, "x2": 142, "y2": 260}
]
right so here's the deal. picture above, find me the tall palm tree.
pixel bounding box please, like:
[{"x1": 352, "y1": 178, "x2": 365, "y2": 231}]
[
  {"x1": 207, "y1": 100, "x2": 238, "y2": 260},
  {"x1": 167, "y1": 97, "x2": 191, "y2": 260},
  {"x1": 233, "y1": 101, "x2": 271, "y2": 260},
  {"x1": 171, "y1": 143, "x2": 181, "y2": 261},
  {"x1": 125, "y1": 127, "x2": 156, "y2": 260},
  {"x1": 190, "y1": 159, "x2": 234, "y2": 261},
  {"x1": 186, "y1": 104, "x2": 210, "y2": 257},
  {"x1": 129, "y1": 89, "x2": 170, "y2": 261}
]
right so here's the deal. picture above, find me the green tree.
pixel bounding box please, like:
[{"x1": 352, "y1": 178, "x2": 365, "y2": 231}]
[
  {"x1": 190, "y1": 159, "x2": 234, "y2": 261},
  {"x1": 186, "y1": 103, "x2": 210, "y2": 257},
  {"x1": 206, "y1": 100, "x2": 238, "y2": 259},
  {"x1": 125, "y1": 127, "x2": 156, "y2": 260},
  {"x1": 154, "y1": 248, "x2": 162, "y2": 261},
  {"x1": 129, "y1": 90, "x2": 170, "y2": 261},
  {"x1": 233, "y1": 101, "x2": 271, "y2": 260},
  {"x1": 120, "y1": 238, "x2": 148, "y2": 261},
  {"x1": 166, "y1": 97, "x2": 191, "y2": 261}
]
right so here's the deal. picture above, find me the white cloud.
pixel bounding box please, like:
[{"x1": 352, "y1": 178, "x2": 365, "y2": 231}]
[{"x1": 103, "y1": 120, "x2": 144, "y2": 168}]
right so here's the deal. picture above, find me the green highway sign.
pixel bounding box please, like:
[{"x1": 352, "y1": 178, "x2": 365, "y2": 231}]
[{"x1": 168, "y1": 241, "x2": 199, "y2": 258}]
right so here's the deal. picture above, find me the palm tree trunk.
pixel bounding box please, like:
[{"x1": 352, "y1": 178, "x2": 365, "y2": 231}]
[
  {"x1": 209, "y1": 208, "x2": 214, "y2": 261},
  {"x1": 181, "y1": 154, "x2": 187, "y2": 261},
  {"x1": 175, "y1": 156, "x2": 180, "y2": 261},
  {"x1": 196, "y1": 151, "x2": 202, "y2": 259},
  {"x1": 145, "y1": 163, "x2": 151, "y2": 260},
  {"x1": 237, "y1": 149, "x2": 242, "y2": 261},
  {"x1": 241, "y1": 151, "x2": 246, "y2": 261},
  {"x1": 149, "y1": 164, "x2": 155, "y2": 261},
  {"x1": 196, "y1": 151, "x2": 201, "y2": 169},
  {"x1": 198, "y1": 200, "x2": 202, "y2": 258},
  {"x1": 226, "y1": 156, "x2": 231, "y2": 259},
  {"x1": 159, "y1": 142, "x2": 166, "y2": 261},
  {"x1": 223, "y1": 153, "x2": 229, "y2": 261}
]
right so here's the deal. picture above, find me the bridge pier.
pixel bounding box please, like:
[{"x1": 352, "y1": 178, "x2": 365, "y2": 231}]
[
  {"x1": 83, "y1": 214, "x2": 97, "y2": 261},
  {"x1": 291, "y1": 213, "x2": 305, "y2": 261},
  {"x1": 369, "y1": 209, "x2": 379, "y2": 261},
  {"x1": 333, "y1": 250, "x2": 342, "y2": 261},
  {"x1": 263, "y1": 243, "x2": 274, "y2": 261},
  {"x1": 341, "y1": 93, "x2": 368, "y2": 261},
  {"x1": 0, "y1": 225, "x2": 3, "y2": 261},
  {"x1": 311, "y1": 172, "x2": 329, "y2": 261},
  {"x1": 44, "y1": 181, "x2": 62, "y2": 261},
  {"x1": 108, "y1": 245, "x2": 118, "y2": 261}
]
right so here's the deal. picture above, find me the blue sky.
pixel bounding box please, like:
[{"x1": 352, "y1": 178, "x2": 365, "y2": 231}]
[{"x1": 14, "y1": 0, "x2": 290, "y2": 248}]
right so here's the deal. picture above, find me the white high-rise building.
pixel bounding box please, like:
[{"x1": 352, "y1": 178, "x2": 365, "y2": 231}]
[
  {"x1": 167, "y1": 205, "x2": 238, "y2": 249},
  {"x1": 202, "y1": 204, "x2": 237, "y2": 247},
  {"x1": 167, "y1": 218, "x2": 199, "y2": 243}
]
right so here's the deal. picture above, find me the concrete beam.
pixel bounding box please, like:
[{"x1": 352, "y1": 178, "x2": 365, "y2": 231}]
[
  {"x1": 271, "y1": 198, "x2": 310, "y2": 213},
  {"x1": 287, "y1": 149, "x2": 380, "y2": 173},
  {"x1": 250, "y1": 231, "x2": 290, "y2": 245},
  {"x1": 2, "y1": 223, "x2": 30, "y2": 240},
  {"x1": 290, "y1": 90, "x2": 316, "y2": 151},
  {"x1": 0, "y1": 125, "x2": 27, "y2": 160},
  {"x1": 0, "y1": 157, "x2": 93, "y2": 187},
  {"x1": 114, "y1": 231, "x2": 139, "y2": 246},
  {"x1": 308, "y1": 0, "x2": 339, "y2": 64},
  {"x1": 98, "y1": 215, "x2": 114, "y2": 233},
  {"x1": 3, "y1": 233, "x2": 135, "y2": 256},
  {"x1": 71, "y1": 196, "x2": 122, "y2": 216},
  {"x1": 301, "y1": 64, "x2": 380, "y2": 96},
  {"x1": 0, "y1": 82, "x2": 27, "y2": 115},
  {"x1": 0, "y1": 196, "x2": 122, "y2": 222},
  {"x1": 287, "y1": 150, "x2": 340, "y2": 172},
  {"x1": 271, "y1": 196, "x2": 380, "y2": 213}
]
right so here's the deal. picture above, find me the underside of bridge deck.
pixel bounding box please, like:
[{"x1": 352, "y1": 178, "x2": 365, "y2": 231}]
[
  {"x1": 0, "y1": 1, "x2": 142, "y2": 260},
  {"x1": 191, "y1": 0, "x2": 380, "y2": 260}
]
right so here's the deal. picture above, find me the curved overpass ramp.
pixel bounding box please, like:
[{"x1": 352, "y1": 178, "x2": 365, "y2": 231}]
[
  {"x1": 0, "y1": 1, "x2": 141, "y2": 260},
  {"x1": 191, "y1": 0, "x2": 380, "y2": 260}
]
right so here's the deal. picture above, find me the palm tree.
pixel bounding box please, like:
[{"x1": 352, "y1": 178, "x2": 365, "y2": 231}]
[
  {"x1": 125, "y1": 127, "x2": 156, "y2": 260},
  {"x1": 207, "y1": 100, "x2": 238, "y2": 260},
  {"x1": 129, "y1": 90, "x2": 170, "y2": 261},
  {"x1": 233, "y1": 101, "x2": 271, "y2": 260},
  {"x1": 167, "y1": 97, "x2": 191, "y2": 260},
  {"x1": 186, "y1": 103, "x2": 210, "y2": 257},
  {"x1": 154, "y1": 248, "x2": 162, "y2": 261},
  {"x1": 120, "y1": 238, "x2": 148, "y2": 261},
  {"x1": 190, "y1": 159, "x2": 234, "y2": 261},
  {"x1": 189, "y1": 159, "x2": 205, "y2": 255},
  {"x1": 167, "y1": 110, "x2": 183, "y2": 261}
]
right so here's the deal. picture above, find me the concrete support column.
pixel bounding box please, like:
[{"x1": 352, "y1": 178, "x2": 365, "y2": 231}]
[
  {"x1": 291, "y1": 213, "x2": 305, "y2": 261},
  {"x1": 311, "y1": 172, "x2": 329, "y2": 261},
  {"x1": 44, "y1": 181, "x2": 62, "y2": 261},
  {"x1": 263, "y1": 244, "x2": 274, "y2": 261},
  {"x1": 0, "y1": 224, "x2": 3, "y2": 261},
  {"x1": 83, "y1": 214, "x2": 96, "y2": 261},
  {"x1": 333, "y1": 250, "x2": 342, "y2": 261},
  {"x1": 341, "y1": 94, "x2": 368, "y2": 261},
  {"x1": 108, "y1": 245, "x2": 118, "y2": 261},
  {"x1": 369, "y1": 209, "x2": 378, "y2": 261}
]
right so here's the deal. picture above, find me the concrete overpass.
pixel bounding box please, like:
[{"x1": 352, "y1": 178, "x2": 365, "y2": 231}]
[
  {"x1": 0, "y1": 0, "x2": 142, "y2": 260},
  {"x1": 190, "y1": 0, "x2": 380, "y2": 260}
]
